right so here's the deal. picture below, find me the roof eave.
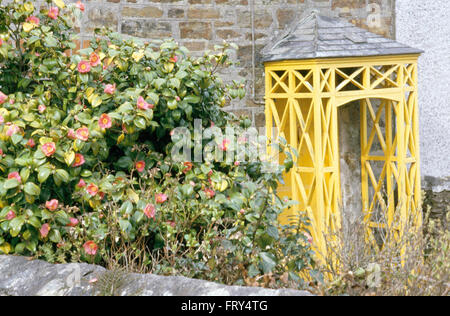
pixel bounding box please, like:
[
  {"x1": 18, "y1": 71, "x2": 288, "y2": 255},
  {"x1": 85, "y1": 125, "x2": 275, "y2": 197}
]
[{"x1": 262, "y1": 52, "x2": 424, "y2": 64}]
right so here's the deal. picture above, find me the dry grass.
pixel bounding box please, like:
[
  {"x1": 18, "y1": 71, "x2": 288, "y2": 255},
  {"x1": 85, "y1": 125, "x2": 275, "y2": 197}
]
[{"x1": 312, "y1": 206, "x2": 449, "y2": 296}]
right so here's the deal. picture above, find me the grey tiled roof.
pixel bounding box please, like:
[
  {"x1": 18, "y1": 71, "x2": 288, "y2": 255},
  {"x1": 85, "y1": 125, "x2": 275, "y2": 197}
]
[{"x1": 262, "y1": 11, "x2": 423, "y2": 62}]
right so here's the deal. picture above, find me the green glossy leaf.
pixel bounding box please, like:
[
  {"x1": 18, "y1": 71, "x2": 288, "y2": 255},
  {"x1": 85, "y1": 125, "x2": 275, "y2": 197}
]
[
  {"x1": 134, "y1": 117, "x2": 146, "y2": 129},
  {"x1": 55, "y1": 169, "x2": 70, "y2": 183},
  {"x1": 49, "y1": 229, "x2": 62, "y2": 243},
  {"x1": 24, "y1": 182, "x2": 41, "y2": 196},
  {"x1": 9, "y1": 216, "x2": 25, "y2": 237},
  {"x1": 81, "y1": 170, "x2": 93, "y2": 177},
  {"x1": 11, "y1": 134, "x2": 23, "y2": 145},
  {"x1": 38, "y1": 168, "x2": 52, "y2": 183},
  {"x1": 260, "y1": 252, "x2": 277, "y2": 274},
  {"x1": 4, "y1": 179, "x2": 19, "y2": 190},
  {"x1": 119, "y1": 219, "x2": 131, "y2": 234},
  {"x1": 120, "y1": 201, "x2": 133, "y2": 215},
  {"x1": 184, "y1": 95, "x2": 201, "y2": 104},
  {"x1": 27, "y1": 216, "x2": 41, "y2": 229}
]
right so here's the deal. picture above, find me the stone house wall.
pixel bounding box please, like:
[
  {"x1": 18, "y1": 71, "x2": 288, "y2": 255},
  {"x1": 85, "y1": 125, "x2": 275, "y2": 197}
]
[{"x1": 396, "y1": 0, "x2": 450, "y2": 223}]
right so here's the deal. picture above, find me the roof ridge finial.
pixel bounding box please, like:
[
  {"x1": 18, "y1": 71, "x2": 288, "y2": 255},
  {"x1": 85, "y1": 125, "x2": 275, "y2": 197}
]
[{"x1": 310, "y1": 9, "x2": 319, "y2": 53}]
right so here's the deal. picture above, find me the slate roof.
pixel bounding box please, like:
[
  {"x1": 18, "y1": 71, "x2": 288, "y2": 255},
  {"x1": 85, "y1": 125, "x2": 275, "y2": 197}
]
[{"x1": 262, "y1": 11, "x2": 423, "y2": 62}]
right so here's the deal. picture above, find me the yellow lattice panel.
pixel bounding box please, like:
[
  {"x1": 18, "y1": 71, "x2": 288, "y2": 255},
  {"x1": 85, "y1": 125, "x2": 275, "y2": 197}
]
[{"x1": 265, "y1": 55, "x2": 422, "y2": 263}]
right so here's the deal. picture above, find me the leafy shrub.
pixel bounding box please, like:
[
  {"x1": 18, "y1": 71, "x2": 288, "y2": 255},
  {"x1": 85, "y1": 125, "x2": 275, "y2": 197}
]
[
  {"x1": 38, "y1": 128, "x2": 315, "y2": 287},
  {"x1": 0, "y1": 0, "x2": 315, "y2": 289}
]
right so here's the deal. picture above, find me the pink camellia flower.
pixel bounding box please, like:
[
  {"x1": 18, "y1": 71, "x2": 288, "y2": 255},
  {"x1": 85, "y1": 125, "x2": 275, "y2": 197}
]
[
  {"x1": 304, "y1": 232, "x2": 313, "y2": 245},
  {"x1": 26, "y1": 16, "x2": 40, "y2": 26},
  {"x1": 40, "y1": 223, "x2": 50, "y2": 238},
  {"x1": 234, "y1": 161, "x2": 240, "y2": 166},
  {"x1": 204, "y1": 188, "x2": 215, "y2": 199},
  {"x1": 167, "y1": 221, "x2": 176, "y2": 228},
  {"x1": 77, "y1": 60, "x2": 91, "y2": 74},
  {"x1": 45, "y1": 199, "x2": 59, "y2": 211},
  {"x1": 76, "y1": 127, "x2": 89, "y2": 141},
  {"x1": 6, "y1": 124, "x2": 20, "y2": 137},
  {"x1": 0, "y1": 149, "x2": 3, "y2": 157},
  {"x1": 104, "y1": 83, "x2": 116, "y2": 95},
  {"x1": 77, "y1": 178, "x2": 86, "y2": 188},
  {"x1": 26, "y1": 138, "x2": 36, "y2": 148},
  {"x1": 72, "y1": 153, "x2": 85, "y2": 167},
  {"x1": 8, "y1": 172, "x2": 22, "y2": 183},
  {"x1": 48, "y1": 7, "x2": 59, "y2": 20},
  {"x1": 86, "y1": 183, "x2": 99, "y2": 196},
  {"x1": 76, "y1": 1, "x2": 85, "y2": 12},
  {"x1": 0, "y1": 38, "x2": 3, "y2": 47},
  {"x1": 175, "y1": 96, "x2": 181, "y2": 102},
  {"x1": 89, "y1": 52, "x2": 101, "y2": 67},
  {"x1": 6, "y1": 210, "x2": 16, "y2": 220},
  {"x1": 83, "y1": 241, "x2": 98, "y2": 256},
  {"x1": 169, "y1": 56, "x2": 179, "y2": 63},
  {"x1": 143, "y1": 204, "x2": 156, "y2": 220},
  {"x1": 98, "y1": 113, "x2": 112, "y2": 129},
  {"x1": 42, "y1": 142, "x2": 56, "y2": 157},
  {"x1": 67, "y1": 217, "x2": 79, "y2": 227},
  {"x1": 137, "y1": 96, "x2": 153, "y2": 110},
  {"x1": 220, "y1": 138, "x2": 231, "y2": 151},
  {"x1": 135, "y1": 161, "x2": 146, "y2": 173},
  {"x1": 0, "y1": 91, "x2": 7, "y2": 104},
  {"x1": 38, "y1": 104, "x2": 46, "y2": 113},
  {"x1": 155, "y1": 193, "x2": 168, "y2": 204},
  {"x1": 67, "y1": 129, "x2": 77, "y2": 140},
  {"x1": 239, "y1": 209, "x2": 246, "y2": 215},
  {"x1": 137, "y1": 96, "x2": 148, "y2": 110}
]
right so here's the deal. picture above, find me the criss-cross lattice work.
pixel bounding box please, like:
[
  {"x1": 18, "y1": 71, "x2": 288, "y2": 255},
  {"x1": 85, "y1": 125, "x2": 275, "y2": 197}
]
[{"x1": 265, "y1": 56, "x2": 422, "y2": 260}]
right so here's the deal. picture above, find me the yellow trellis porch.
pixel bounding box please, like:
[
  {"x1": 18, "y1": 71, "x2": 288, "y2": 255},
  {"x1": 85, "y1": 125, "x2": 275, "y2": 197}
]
[{"x1": 262, "y1": 12, "x2": 423, "y2": 260}]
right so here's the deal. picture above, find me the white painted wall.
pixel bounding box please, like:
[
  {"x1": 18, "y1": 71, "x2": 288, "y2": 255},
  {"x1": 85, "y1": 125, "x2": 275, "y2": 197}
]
[{"x1": 396, "y1": 0, "x2": 450, "y2": 192}]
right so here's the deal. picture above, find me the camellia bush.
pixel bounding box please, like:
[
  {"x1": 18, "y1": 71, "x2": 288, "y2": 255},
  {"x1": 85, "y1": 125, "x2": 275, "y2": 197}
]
[{"x1": 0, "y1": 0, "x2": 315, "y2": 288}]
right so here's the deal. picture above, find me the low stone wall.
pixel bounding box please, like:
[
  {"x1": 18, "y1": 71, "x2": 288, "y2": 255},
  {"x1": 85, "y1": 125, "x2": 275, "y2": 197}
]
[
  {"x1": 424, "y1": 190, "x2": 449, "y2": 231},
  {"x1": 0, "y1": 255, "x2": 311, "y2": 296}
]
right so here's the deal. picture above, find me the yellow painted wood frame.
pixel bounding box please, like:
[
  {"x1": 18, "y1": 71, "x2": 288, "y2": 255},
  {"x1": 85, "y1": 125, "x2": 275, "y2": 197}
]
[{"x1": 264, "y1": 55, "x2": 422, "y2": 261}]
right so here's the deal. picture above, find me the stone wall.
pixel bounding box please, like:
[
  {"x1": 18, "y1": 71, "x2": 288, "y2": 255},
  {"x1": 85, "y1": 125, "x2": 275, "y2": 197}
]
[
  {"x1": 58, "y1": 0, "x2": 395, "y2": 127},
  {"x1": 0, "y1": 255, "x2": 312, "y2": 296}
]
